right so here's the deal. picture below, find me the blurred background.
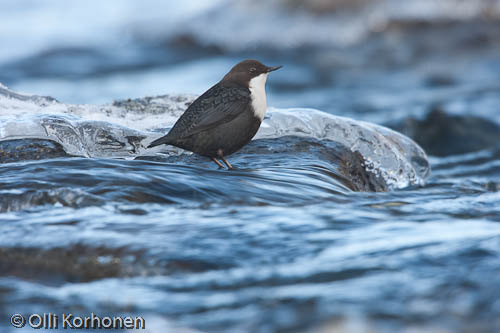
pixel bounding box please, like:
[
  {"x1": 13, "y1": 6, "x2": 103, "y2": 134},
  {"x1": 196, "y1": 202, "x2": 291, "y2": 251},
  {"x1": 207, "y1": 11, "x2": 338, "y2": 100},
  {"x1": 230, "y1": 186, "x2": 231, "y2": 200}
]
[
  {"x1": 2, "y1": 1, "x2": 500, "y2": 332},
  {"x1": 2, "y1": 0, "x2": 500, "y2": 127}
]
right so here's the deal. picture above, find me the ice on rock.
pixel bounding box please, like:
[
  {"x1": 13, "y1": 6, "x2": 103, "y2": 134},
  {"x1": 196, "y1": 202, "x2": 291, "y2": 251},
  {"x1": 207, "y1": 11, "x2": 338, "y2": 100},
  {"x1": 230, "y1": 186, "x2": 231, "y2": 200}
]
[
  {"x1": 0, "y1": 84, "x2": 429, "y2": 189},
  {"x1": 258, "y1": 108, "x2": 429, "y2": 188},
  {"x1": 0, "y1": 84, "x2": 192, "y2": 158}
]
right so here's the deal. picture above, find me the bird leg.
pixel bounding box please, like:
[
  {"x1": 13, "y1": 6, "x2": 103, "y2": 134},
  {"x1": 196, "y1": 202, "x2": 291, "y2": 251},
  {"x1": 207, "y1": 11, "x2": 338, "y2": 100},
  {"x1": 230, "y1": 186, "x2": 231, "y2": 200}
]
[
  {"x1": 216, "y1": 149, "x2": 233, "y2": 170},
  {"x1": 211, "y1": 157, "x2": 225, "y2": 168},
  {"x1": 221, "y1": 156, "x2": 233, "y2": 170}
]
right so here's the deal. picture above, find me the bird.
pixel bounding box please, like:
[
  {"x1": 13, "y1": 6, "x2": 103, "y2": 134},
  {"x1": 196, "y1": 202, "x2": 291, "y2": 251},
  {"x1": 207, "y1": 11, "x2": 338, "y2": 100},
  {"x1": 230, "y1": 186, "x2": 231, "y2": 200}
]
[{"x1": 147, "y1": 59, "x2": 282, "y2": 169}]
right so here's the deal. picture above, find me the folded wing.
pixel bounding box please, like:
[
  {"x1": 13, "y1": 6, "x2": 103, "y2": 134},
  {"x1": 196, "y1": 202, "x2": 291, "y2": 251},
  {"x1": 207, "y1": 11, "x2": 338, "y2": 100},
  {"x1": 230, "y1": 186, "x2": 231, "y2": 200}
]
[{"x1": 170, "y1": 84, "x2": 251, "y2": 139}]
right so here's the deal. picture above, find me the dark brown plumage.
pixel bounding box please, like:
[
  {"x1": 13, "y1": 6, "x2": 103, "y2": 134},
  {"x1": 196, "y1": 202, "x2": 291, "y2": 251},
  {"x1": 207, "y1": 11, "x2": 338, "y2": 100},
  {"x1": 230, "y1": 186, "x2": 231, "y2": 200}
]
[{"x1": 148, "y1": 59, "x2": 281, "y2": 169}]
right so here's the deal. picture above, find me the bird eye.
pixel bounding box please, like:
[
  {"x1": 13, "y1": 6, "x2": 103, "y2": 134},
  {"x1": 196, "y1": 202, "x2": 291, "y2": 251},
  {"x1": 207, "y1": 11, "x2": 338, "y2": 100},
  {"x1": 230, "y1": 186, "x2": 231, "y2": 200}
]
[{"x1": 249, "y1": 67, "x2": 256, "y2": 73}]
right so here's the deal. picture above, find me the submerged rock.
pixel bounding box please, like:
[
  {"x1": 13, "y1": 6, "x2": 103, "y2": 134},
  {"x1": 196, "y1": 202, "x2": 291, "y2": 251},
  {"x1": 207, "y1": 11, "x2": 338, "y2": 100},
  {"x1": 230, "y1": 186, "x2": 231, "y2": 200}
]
[
  {"x1": 240, "y1": 136, "x2": 389, "y2": 192},
  {"x1": 138, "y1": 136, "x2": 388, "y2": 192},
  {"x1": 0, "y1": 83, "x2": 429, "y2": 191},
  {"x1": 0, "y1": 245, "x2": 142, "y2": 283}
]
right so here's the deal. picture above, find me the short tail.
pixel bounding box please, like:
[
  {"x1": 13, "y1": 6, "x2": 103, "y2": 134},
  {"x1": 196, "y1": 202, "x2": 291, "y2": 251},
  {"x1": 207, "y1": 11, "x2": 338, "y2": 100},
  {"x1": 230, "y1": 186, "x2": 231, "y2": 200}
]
[{"x1": 147, "y1": 135, "x2": 171, "y2": 148}]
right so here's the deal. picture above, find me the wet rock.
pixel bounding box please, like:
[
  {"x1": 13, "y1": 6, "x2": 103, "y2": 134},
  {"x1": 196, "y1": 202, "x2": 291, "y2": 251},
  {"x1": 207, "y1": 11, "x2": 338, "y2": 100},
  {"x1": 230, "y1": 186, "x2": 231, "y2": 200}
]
[
  {"x1": 1, "y1": 84, "x2": 428, "y2": 190},
  {"x1": 423, "y1": 73, "x2": 457, "y2": 87},
  {"x1": 283, "y1": 0, "x2": 372, "y2": 14},
  {"x1": 388, "y1": 106, "x2": 500, "y2": 156},
  {"x1": 138, "y1": 136, "x2": 389, "y2": 192},
  {"x1": 240, "y1": 136, "x2": 388, "y2": 192},
  {"x1": 0, "y1": 83, "x2": 58, "y2": 105},
  {"x1": 0, "y1": 139, "x2": 72, "y2": 163},
  {"x1": 0, "y1": 244, "x2": 236, "y2": 284},
  {"x1": 112, "y1": 94, "x2": 194, "y2": 115}
]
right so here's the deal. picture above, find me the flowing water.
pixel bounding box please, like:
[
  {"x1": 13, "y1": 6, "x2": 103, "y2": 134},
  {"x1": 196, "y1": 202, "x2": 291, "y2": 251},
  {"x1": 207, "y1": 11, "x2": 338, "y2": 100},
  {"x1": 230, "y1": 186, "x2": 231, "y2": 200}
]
[{"x1": 1, "y1": 1, "x2": 500, "y2": 332}]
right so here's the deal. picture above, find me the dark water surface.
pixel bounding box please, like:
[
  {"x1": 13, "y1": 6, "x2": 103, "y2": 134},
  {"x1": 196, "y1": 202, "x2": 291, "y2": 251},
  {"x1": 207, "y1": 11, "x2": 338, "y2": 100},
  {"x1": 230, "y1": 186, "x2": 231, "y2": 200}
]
[
  {"x1": 1, "y1": 147, "x2": 499, "y2": 332},
  {"x1": 1, "y1": 1, "x2": 500, "y2": 332}
]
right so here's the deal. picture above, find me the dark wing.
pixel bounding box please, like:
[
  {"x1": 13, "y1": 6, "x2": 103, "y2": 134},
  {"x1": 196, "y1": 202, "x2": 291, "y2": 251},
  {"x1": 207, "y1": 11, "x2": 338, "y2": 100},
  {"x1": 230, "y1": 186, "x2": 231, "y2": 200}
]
[{"x1": 167, "y1": 84, "x2": 251, "y2": 140}]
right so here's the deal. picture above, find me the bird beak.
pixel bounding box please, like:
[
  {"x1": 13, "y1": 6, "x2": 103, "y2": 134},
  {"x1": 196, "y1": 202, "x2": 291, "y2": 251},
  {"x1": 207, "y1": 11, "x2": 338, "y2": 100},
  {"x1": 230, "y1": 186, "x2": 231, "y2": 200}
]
[{"x1": 266, "y1": 65, "x2": 282, "y2": 73}]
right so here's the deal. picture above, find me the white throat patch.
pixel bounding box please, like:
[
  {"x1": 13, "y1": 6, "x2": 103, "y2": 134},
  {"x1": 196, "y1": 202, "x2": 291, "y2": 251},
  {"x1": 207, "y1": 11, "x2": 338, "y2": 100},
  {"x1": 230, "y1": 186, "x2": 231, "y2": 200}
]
[{"x1": 248, "y1": 73, "x2": 268, "y2": 121}]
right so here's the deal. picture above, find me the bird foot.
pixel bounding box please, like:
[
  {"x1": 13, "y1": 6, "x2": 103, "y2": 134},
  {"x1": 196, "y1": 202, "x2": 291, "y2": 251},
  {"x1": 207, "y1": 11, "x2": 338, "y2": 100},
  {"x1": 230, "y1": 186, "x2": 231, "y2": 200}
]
[
  {"x1": 211, "y1": 156, "x2": 233, "y2": 170},
  {"x1": 221, "y1": 156, "x2": 233, "y2": 170},
  {"x1": 211, "y1": 157, "x2": 225, "y2": 169}
]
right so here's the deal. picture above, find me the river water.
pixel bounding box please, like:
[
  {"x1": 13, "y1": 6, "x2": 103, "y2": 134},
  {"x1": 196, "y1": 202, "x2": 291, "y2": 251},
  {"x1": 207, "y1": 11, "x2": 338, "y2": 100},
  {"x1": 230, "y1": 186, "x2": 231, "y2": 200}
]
[{"x1": 1, "y1": 1, "x2": 500, "y2": 332}]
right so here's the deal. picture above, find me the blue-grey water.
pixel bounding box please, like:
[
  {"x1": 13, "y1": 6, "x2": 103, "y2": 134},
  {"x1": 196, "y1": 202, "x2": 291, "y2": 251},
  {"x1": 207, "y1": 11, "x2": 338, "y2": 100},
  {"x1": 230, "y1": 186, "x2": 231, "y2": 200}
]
[{"x1": 1, "y1": 1, "x2": 500, "y2": 332}]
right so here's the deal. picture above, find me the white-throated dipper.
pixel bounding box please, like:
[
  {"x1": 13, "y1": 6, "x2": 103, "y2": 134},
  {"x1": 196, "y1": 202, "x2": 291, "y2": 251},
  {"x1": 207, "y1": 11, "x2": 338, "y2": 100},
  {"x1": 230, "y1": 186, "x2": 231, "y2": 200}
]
[{"x1": 147, "y1": 59, "x2": 282, "y2": 169}]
